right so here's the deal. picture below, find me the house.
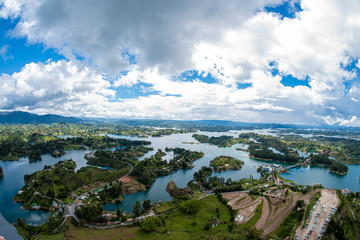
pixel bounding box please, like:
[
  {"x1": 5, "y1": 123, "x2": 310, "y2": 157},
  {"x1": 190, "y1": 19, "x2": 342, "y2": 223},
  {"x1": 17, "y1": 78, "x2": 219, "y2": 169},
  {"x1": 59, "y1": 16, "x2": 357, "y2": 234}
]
[
  {"x1": 80, "y1": 195, "x2": 88, "y2": 200},
  {"x1": 52, "y1": 201, "x2": 58, "y2": 208},
  {"x1": 211, "y1": 219, "x2": 221, "y2": 227},
  {"x1": 144, "y1": 210, "x2": 156, "y2": 218},
  {"x1": 341, "y1": 189, "x2": 351, "y2": 195},
  {"x1": 262, "y1": 165, "x2": 273, "y2": 173}
]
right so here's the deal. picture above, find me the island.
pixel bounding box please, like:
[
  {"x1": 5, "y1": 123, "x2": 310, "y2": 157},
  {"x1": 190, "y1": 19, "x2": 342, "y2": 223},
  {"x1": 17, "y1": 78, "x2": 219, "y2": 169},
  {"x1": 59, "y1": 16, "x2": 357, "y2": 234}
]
[
  {"x1": 0, "y1": 122, "x2": 358, "y2": 240},
  {"x1": 210, "y1": 156, "x2": 244, "y2": 172},
  {"x1": 310, "y1": 154, "x2": 348, "y2": 175},
  {"x1": 193, "y1": 132, "x2": 350, "y2": 175}
]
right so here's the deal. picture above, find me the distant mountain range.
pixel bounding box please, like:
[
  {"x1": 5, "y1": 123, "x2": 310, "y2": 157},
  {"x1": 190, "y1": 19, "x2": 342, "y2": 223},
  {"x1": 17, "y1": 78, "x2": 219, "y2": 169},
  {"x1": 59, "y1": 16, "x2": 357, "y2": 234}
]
[
  {"x1": 0, "y1": 111, "x2": 358, "y2": 131},
  {"x1": 0, "y1": 111, "x2": 83, "y2": 124}
]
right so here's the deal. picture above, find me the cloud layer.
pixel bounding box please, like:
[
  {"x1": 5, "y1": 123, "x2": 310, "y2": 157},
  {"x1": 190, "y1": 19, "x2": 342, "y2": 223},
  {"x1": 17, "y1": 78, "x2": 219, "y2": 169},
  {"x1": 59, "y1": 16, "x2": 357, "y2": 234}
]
[{"x1": 0, "y1": 0, "x2": 360, "y2": 125}]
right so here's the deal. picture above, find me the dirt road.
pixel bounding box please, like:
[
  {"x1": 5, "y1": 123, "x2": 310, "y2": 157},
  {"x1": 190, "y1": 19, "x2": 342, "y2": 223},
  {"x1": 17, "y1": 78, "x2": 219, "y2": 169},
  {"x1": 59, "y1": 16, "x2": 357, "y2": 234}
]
[{"x1": 255, "y1": 197, "x2": 270, "y2": 230}]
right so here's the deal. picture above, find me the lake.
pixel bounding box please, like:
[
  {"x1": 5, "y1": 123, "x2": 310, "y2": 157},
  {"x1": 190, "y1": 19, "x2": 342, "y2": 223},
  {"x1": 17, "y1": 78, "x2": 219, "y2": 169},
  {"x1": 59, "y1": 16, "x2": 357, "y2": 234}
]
[{"x1": 0, "y1": 131, "x2": 359, "y2": 224}]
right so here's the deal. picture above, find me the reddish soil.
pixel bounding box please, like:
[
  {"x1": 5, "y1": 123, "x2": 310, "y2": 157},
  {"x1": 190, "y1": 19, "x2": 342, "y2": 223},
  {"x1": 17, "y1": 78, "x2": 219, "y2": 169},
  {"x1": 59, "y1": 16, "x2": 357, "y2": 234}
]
[
  {"x1": 255, "y1": 197, "x2": 270, "y2": 230},
  {"x1": 119, "y1": 176, "x2": 133, "y2": 183},
  {"x1": 223, "y1": 192, "x2": 249, "y2": 208},
  {"x1": 263, "y1": 190, "x2": 320, "y2": 236}
]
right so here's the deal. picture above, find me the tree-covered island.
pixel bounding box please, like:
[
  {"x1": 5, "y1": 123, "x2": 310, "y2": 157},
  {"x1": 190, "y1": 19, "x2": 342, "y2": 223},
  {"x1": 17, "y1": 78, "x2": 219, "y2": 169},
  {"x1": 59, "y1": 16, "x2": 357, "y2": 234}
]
[
  {"x1": 209, "y1": 156, "x2": 244, "y2": 172},
  {"x1": 193, "y1": 133, "x2": 350, "y2": 175}
]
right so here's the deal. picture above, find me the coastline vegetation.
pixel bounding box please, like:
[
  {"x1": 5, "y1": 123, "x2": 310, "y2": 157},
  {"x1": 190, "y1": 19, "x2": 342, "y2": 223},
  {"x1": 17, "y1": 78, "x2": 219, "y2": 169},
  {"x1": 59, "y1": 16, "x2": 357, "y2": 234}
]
[{"x1": 209, "y1": 156, "x2": 244, "y2": 172}]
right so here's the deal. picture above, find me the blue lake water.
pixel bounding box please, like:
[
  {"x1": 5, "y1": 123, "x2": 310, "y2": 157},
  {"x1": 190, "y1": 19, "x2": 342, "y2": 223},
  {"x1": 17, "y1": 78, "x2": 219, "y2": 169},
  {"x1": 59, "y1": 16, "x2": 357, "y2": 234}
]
[
  {"x1": 0, "y1": 150, "x2": 90, "y2": 225},
  {"x1": 0, "y1": 131, "x2": 359, "y2": 224}
]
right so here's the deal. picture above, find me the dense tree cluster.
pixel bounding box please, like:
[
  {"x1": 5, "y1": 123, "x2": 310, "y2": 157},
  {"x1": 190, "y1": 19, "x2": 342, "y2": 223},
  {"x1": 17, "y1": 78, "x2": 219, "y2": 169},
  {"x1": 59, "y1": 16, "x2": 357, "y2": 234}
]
[
  {"x1": 75, "y1": 204, "x2": 105, "y2": 223},
  {"x1": 250, "y1": 149, "x2": 299, "y2": 163},
  {"x1": 141, "y1": 216, "x2": 162, "y2": 232},
  {"x1": 0, "y1": 134, "x2": 150, "y2": 162},
  {"x1": 132, "y1": 148, "x2": 204, "y2": 185},
  {"x1": 310, "y1": 154, "x2": 348, "y2": 174},
  {"x1": 192, "y1": 134, "x2": 241, "y2": 147},
  {"x1": 16, "y1": 160, "x2": 123, "y2": 204},
  {"x1": 179, "y1": 199, "x2": 201, "y2": 215}
]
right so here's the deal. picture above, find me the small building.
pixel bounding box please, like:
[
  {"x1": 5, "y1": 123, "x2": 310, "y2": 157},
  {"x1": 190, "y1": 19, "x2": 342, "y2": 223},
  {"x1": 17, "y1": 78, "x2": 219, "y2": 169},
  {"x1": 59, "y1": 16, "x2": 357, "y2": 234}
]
[
  {"x1": 144, "y1": 210, "x2": 156, "y2": 218},
  {"x1": 341, "y1": 189, "x2": 351, "y2": 195},
  {"x1": 211, "y1": 220, "x2": 221, "y2": 227},
  {"x1": 262, "y1": 165, "x2": 273, "y2": 173},
  {"x1": 52, "y1": 201, "x2": 58, "y2": 208},
  {"x1": 80, "y1": 195, "x2": 88, "y2": 200}
]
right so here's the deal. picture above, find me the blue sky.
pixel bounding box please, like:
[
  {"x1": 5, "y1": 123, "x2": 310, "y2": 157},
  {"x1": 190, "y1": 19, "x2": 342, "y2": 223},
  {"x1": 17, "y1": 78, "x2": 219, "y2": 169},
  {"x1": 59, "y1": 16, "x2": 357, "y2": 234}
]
[
  {"x1": 0, "y1": 0, "x2": 360, "y2": 126},
  {"x1": 0, "y1": 19, "x2": 64, "y2": 74}
]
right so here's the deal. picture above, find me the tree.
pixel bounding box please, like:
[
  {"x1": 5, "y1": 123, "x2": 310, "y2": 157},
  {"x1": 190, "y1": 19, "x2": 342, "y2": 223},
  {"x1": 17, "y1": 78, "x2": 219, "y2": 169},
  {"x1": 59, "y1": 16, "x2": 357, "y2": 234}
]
[
  {"x1": 47, "y1": 188, "x2": 55, "y2": 198},
  {"x1": 133, "y1": 201, "x2": 141, "y2": 216},
  {"x1": 179, "y1": 199, "x2": 201, "y2": 215},
  {"x1": 141, "y1": 216, "x2": 162, "y2": 232},
  {"x1": 116, "y1": 208, "x2": 122, "y2": 217},
  {"x1": 143, "y1": 200, "x2": 152, "y2": 212}
]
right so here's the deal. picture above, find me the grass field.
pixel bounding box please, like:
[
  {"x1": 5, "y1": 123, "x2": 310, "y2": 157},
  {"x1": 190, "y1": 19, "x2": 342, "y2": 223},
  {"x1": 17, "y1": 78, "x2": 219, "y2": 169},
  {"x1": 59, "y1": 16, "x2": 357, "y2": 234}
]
[
  {"x1": 39, "y1": 232, "x2": 66, "y2": 240},
  {"x1": 60, "y1": 194, "x2": 232, "y2": 240}
]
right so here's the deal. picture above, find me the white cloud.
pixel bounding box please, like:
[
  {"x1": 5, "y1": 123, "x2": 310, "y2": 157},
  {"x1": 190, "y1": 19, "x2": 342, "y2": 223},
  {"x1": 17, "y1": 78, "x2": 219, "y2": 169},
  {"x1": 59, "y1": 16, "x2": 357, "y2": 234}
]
[
  {"x1": 0, "y1": 60, "x2": 114, "y2": 112},
  {"x1": 0, "y1": 44, "x2": 12, "y2": 60},
  {"x1": 0, "y1": 0, "x2": 284, "y2": 74},
  {"x1": 1, "y1": 0, "x2": 360, "y2": 126}
]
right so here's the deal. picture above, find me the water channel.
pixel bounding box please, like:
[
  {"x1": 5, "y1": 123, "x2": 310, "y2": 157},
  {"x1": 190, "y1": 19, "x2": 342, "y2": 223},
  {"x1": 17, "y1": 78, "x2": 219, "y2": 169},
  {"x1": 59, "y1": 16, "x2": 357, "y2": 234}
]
[{"x1": 0, "y1": 131, "x2": 359, "y2": 225}]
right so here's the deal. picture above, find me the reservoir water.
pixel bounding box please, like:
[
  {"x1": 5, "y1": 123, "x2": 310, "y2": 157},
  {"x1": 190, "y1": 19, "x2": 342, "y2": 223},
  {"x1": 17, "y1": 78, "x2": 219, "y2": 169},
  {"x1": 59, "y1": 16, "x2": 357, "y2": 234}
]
[
  {"x1": 0, "y1": 131, "x2": 359, "y2": 224},
  {"x1": 0, "y1": 150, "x2": 90, "y2": 225}
]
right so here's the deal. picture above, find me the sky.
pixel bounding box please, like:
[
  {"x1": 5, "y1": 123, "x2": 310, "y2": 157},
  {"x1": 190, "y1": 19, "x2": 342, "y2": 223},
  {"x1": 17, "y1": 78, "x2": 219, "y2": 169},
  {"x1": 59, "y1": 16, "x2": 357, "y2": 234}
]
[{"x1": 0, "y1": 0, "x2": 360, "y2": 126}]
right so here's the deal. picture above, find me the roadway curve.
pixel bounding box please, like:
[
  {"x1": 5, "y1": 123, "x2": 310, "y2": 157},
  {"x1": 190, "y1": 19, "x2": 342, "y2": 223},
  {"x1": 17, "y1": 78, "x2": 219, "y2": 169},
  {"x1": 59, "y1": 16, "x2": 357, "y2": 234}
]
[{"x1": 67, "y1": 161, "x2": 134, "y2": 228}]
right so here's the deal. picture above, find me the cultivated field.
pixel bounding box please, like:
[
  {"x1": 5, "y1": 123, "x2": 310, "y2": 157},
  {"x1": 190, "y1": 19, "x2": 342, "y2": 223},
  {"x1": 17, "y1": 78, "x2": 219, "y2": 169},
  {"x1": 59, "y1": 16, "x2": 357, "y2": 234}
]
[{"x1": 222, "y1": 188, "x2": 322, "y2": 238}]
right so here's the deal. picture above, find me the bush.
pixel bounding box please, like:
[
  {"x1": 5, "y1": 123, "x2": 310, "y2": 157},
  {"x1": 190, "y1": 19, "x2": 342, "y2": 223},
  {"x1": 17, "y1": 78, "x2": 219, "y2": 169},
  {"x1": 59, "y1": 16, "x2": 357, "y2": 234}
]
[
  {"x1": 141, "y1": 216, "x2": 162, "y2": 232},
  {"x1": 179, "y1": 199, "x2": 201, "y2": 215}
]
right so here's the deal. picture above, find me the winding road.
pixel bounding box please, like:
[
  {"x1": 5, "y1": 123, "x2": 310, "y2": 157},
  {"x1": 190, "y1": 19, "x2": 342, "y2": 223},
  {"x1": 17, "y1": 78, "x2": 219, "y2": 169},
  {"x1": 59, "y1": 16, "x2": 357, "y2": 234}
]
[{"x1": 66, "y1": 161, "x2": 134, "y2": 228}]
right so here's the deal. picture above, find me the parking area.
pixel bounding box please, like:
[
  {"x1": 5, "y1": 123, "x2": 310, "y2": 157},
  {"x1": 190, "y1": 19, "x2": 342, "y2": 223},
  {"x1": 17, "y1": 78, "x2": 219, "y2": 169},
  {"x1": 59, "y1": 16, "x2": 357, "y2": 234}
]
[{"x1": 295, "y1": 189, "x2": 339, "y2": 240}]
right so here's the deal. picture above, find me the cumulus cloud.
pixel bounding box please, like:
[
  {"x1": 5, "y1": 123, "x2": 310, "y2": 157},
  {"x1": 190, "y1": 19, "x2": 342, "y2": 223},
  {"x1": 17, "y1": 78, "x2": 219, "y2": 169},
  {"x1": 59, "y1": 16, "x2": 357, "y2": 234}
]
[
  {"x1": 0, "y1": 60, "x2": 114, "y2": 114},
  {"x1": 0, "y1": 0, "x2": 360, "y2": 125},
  {"x1": 1, "y1": 0, "x2": 283, "y2": 75}
]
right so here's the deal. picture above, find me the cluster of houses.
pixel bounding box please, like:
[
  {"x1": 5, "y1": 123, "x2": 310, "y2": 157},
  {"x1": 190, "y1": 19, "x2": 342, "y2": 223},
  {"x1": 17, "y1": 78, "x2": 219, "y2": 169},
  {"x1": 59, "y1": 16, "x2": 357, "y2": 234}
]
[
  {"x1": 99, "y1": 209, "x2": 157, "y2": 224},
  {"x1": 196, "y1": 181, "x2": 214, "y2": 194},
  {"x1": 261, "y1": 164, "x2": 286, "y2": 174}
]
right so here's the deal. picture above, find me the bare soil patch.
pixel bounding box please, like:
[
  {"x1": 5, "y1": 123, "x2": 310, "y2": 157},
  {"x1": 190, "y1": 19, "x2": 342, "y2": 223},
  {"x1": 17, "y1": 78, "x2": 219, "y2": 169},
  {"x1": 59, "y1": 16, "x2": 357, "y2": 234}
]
[
  {"x1": 263, "y1": 189, "x2": 320, "y2": 236},
  {"x1": 119, "y1": 176, "x2": 133, "y2": 183},
  {"x1": 223, "y1": 192, "x2": 249, "y2": 208},
  {"x1": 121, "y1": 178, "x2": 146, "y2": 194},
  {"x1": 235, "y1": 200, "x2": 261, "y2": 224},
  {"x1": 255, "y1": 197, "x2": 270, "y2": 230}
]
